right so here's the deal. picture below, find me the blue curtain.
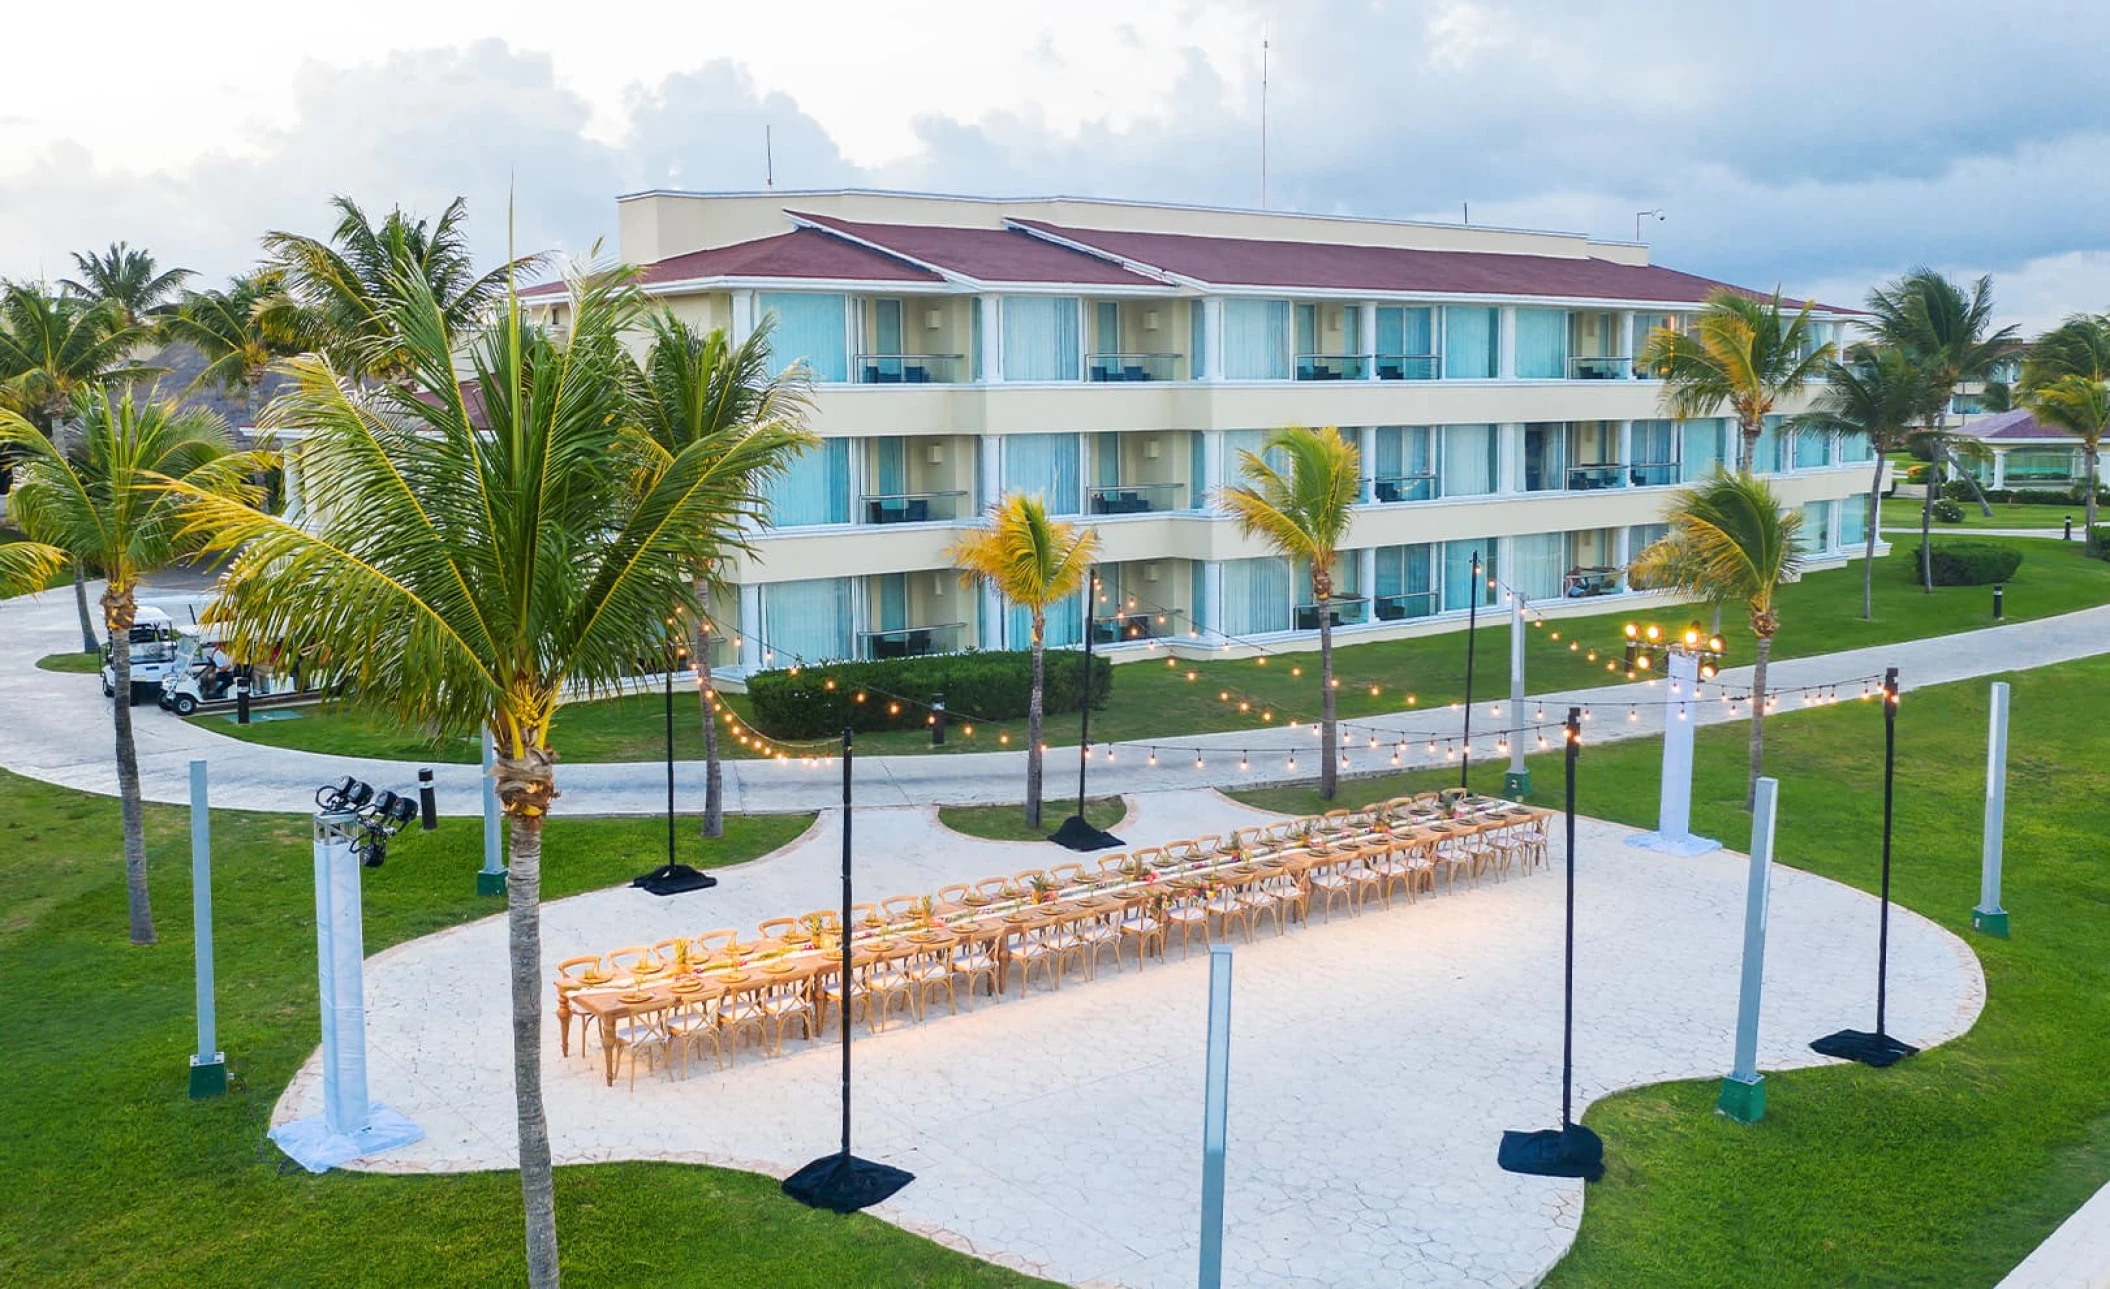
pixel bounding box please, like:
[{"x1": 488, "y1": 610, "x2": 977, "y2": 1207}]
[
  {"x1": 873, "y1": 438, "x2": 906, "y2": 497},
  {"x1": 1002, "y1": 433, "x2": 1081, "y2": 514},
  {"x1": 969, "y1": 297, "x2": 983, "y2": 381},
  {"x1": 1837, "y1": 432, "x2": 1875, "y2": 464},
  {"x1": 1680, "y1": 419, "x2": 1726, "y2": 481},
  {"x1": 876, "y1": 573, "x2": 907, "y2": 633},
  {"x1": 1442, "y1": 542, "x2": 1496, "y2": 611},
  {"x1": 1375, "y1": 307, "x2": 1434, "y2": 360},
  {"x1": 1374, "y1": 544, "x2": 1436, "y2": 618},
  {"x1": 1632, "y1": 419, "x2": 1676, "y2": 464},
  {"x1": 1094, "y1": 432, "x2": 1120, "y2": 488},
  {"x1": 1753, "y1": 417, "x2": 1786, "y2": 474},
  {"x1": 873, "y1": 298, "x2": 903, "y2": 355},
  {"x1": 1294, "y1": 302, "x2": 1318, "y2": 356},
  {"x1": 1002, "y1": 296, "x2": 1080, "y2": 380},
  {"x1": 1440, "y1": 424, "x2": 1496, "y2": 496},
  {"x1": 1223, "y1": 299, "x2": 1290, "y2": 379},
  {"x1": 1224, "y1": 429, "x2": 1289, "y2": 482},
  {"x1": 1799, "y1": 501, "x2": 1834, "y2": 553},
  {"x1": 1839, "y1": 496, "x2": 1870, "y2": 546},
  {"x1": 1793, "y1": 428, "x2": 1832, "y2": 469},
  {"x1": 1222, "y1": 557, "x2": 1292, "y2": 634},
  {"x1": 758, "y1": 292, "x2": 847, "y2": 383},
  {"x1": 1189, "y1": 301, "x2": 1207, "y2": 379},
  {"x1": 1190, "y1": 432, "x2": 1207, "y2": 509},
  {"x1": 763, "y1": 577, "x2": 852, "y2": 664},
  {"x1": 1444, "y1": 307, "x2": 1498, "y2": 378},
  {"x1": 1515, "y1": 308, "x2": 1567, "y2": 379},
  {"x1": 1095, "y1": 301, "x2": 1120, "y2": 356},
  {"x1": 1009, "y1": 592, "x2": 1082, "y2": 650},
  {"x1": 766, "y1": 438, "x2": 850, "y2": 526},
  {"x1": 1511, "y1": 533, "x2": 1565, "y2": 600}
]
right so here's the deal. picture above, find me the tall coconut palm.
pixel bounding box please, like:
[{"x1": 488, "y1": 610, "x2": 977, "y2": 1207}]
[
  {"x1": 629, "y1": 311, "x2": 815, "y2": 838},
  {"x1": 1639, "y1": 288, "x2": 1835, "y2": 472},
  {"x1": 0, "y1": 387, "x2": 259, "y2": 944},
  {"x1": 0, "y1": 282, "x2": 155, "y2": 650},
  {"x1": 1218, "y1": 426, "x2": 1360, "y2": 801},
  {"x1": 1863, "y1": 269, "x2": 2020, "y2": 590},
  {"x1": 948, "y1": 493, "x2": 1100, "y2": 828},
  {"x1": 260, "y1": 195, "x2": 541, "y2": 383},
  {"x1": 163, "y1": 270, "x2": 304, "y2": 433},
  {"x1": 1788, "y1": 345, "x2": 1932, "y2": 618},
  {"x1": 1628, "y1": 471, "x2": 1803, "y2": 809},
  {"x1": 59, "y1": 242, "x2": 192, "y2": 328},
  {"x1": 178, "y1": 258, "x2": 778, "y2": 1287},
  {"x1": 2019, "y1": 313, "x2": 2110, "y2": 554}
]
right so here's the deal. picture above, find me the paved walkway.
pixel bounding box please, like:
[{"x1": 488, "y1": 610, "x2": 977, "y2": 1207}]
[
  {"x1": 271, "y1": 791, "x2": 1984, "y2": 1289},
  {"x1": 1999, "y1": 1180, "x2": 2110, "y2": 1288},
  {"x1": 6, "y1": 581, "x2": 2109, "y2": 817}
]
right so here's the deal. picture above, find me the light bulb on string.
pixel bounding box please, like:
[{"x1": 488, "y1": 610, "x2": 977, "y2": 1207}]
[
  {"x1": 1148, "y1": 748, "x2": 1158, "y2": 766},
  {"x1": 1287, "y1": 751, "x2": 1297, "y2": 771},
  {"x1": 1628, "y1": 705, "x2": 1639, "y2": 722},
  {"x1": 1239, "y1": 752, "x2": 1249, "y2": 772},
  {"x1": 1194, "y1": 752, "x2": 1205, "y2": 769}
]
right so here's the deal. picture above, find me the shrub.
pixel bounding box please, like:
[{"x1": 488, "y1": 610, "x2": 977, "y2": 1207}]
[
  {"x1": 2007, "y1": 488, "x2": 2084, "y2": 507},
  {"x1": 1942, "y1": 478, "x2": 1978, "y2": 502},
  {"x1": 1906, "y1": 464, "x2": 1933, "y2": 484},
  {"x1": 745, "y1": 649, "x2": 1112, "y2": 740},
  {"x1": 1906, "y1": 542, "x2": 2024, "y2": 586},
  {"x1": 2090, "y1": 526, "x2": 2110, "y2": 559},
  {"x1": 1932, "y1": 499, "x2": 1965, "y2": 523}
]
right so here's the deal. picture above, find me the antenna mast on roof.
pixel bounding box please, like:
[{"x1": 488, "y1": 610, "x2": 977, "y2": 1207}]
[
  {"x1": 765, "y1": 125, "x2": 774, "y2": 188},
  {"x1": 1259, "y1": 28, "x2": 1270, "y2": 210}
]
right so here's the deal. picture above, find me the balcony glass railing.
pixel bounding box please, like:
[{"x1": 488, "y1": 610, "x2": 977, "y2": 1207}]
[
  {"x1": 1567, "y1": 355, "x2": 1631, "y2": 381},
  {"x1": 1294, "y1": 595, "x2": 1370, "y2": 630},
  {"x1": 1087, "y1": 352, "x2": 1181, "y2": 382},
  {"x1": 1087, "y1": 482, "x2": 1186, "y2": 515},
  {"x1": 1374, "y1": 590, "x2": 1438, "y2": 622},
  {"x1": 1369, "y1": 474, "x2": 1437, "y2": 504},
  {"x1": 858, "y1": 623, "x2": 966, "y2": 660},
  {"x1": 854, "y1": 354, "x2": 965, "y2": 385},
  {"x1": 1091, "y1": 613, "x2": 1173, "y2": 644},
  {"x1": 1561, "y1": 568, "x2": 1622, "y2": 598},
  {"x1": 1627, "y1": 462, "x2": 1678, "y2": 488},
  {"x1": 1374, "y1": 354, "x2": 1441, "y2": 381},
  {"x1": 1295, "y1": 354, "x2": 1368, "y2": 381},
  {"x1": 861, "y1": 491, "x2": 969, "y2": 524},
  {"x1": 1564, "y1": 463, "x2": 1626, "y2": 491}
]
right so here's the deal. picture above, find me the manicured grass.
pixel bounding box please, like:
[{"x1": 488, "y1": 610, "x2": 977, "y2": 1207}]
[
  {"x1": 0, "y1": 780, "x2": 1045, "y2": 1287},
  {"x1": 938, "y1": 796, "x2": 1126, "y2": 843},
  {"x1": 184, "y1": 538, "x2": 2110, "y2": 767},
  {"x1": 1235, "y1": 657, "x2": 2110, "y2": 1286},
  {"x1": 1881, "y1": 497, "x2": 2082, "y2": 531},
  {"x1": 35, "y1": 650, "x2": 100, "y2": 674}
]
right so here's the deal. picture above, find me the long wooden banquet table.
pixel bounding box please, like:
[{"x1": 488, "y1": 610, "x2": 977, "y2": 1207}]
[{"x1": 559, "y1": 793, "x2": 1553, "y2": 1086}]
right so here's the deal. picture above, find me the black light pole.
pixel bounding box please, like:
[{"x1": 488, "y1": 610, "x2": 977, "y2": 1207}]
[
  {"x1": 1460, "y1": 550, "x2": 1481, "y2": 790},
  {"x1": 783, "y1": 726, "x2": 914, "y2": 1212},
  {"x1": 1498, "y1": 706, "x2": 1605, "y2": 1181},
  {"x1": 1812, "y1": 666, "x2": 1918, "y2": 1067},
  {"x1": 1050, "y1": 576, "x2": 1122, "y2": 851},
  {"x1": 629, "y1": 626, "x2": 714, "y2": 897}
]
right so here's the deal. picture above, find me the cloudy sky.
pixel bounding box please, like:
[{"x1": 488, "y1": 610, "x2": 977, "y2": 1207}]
[{"x1": 4, "y1": 0, "x2": 2106, "y2": 332}]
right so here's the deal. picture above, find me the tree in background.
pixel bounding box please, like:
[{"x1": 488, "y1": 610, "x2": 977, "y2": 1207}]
[
  {"x1": 59, "y1": 241, "x2": 192, "y2": 329},
  {"x1": 2019, "y1": 312, "x2": 2110, "y2": 555},
  {"x1": 1640, "y1": 288, "x2": 1835, "y2": 472},
  {"x1": 1789, "y1": 345, "x2": 1932, "y2": 618}
]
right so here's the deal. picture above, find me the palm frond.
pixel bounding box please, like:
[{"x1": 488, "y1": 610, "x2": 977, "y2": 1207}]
[
  {"x1": 948, "y1": 493, "x2": 1101, "y2": 623},
  {"x1": 1218, "y1": 426, "x2": 1360, "y2": 584}
]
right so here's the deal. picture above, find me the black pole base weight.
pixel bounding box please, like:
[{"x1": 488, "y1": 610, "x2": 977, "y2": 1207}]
[
  {"x1": 1497, "y1": 1123, "x2": 1605, "y2": 1181},
  {"x1": 1810, "y1": 1028, "x2": 1918, "y2": 1068},
  {"x1": 782, "y1": 1152, "x2": 915, "y2": 1213},
  {"x1": 1047, "y1": 814, "x2": 1123, "y2": 851}
]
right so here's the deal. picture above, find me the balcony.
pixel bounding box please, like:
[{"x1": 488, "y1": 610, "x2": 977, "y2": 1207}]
[
  {"x1": 1370, "y1": 473, "x2": 1437, "y2": 504},
  {"x1": 1295, "y1": 354, "x2": 1368, "y2": 381},
  {"x1": 854, "y1": 353, "x2": 966, "y2": 385},
  {"x1": 1564, "y1": 463, "x2": 1626, "y2": 491},
  {"x1": 1374, "y1": 354, "x2": 1440, "y2": 381},
  {"x1": 1627, "y1": 462, "x2": 1677, "y2": 488},
  {"x1": 1087, "y1": 352, "x2": 1181, "y2": 382},
  {"x1": 1566, "y1": 356, "x2": 1631, "y2": 381},
  {"x1": 1294, "y1": 595, "x2": 1371, "y2": 630},
  {"x1": 1088, "y1": 481, "x2": 1186, "y2": 515},
  {"x1": 1374, "y1": 590, "x2": 1438, "y2": 622},
  {"x1": 861, "y1": 490, "x2": 970, "y2": 525},
  {"x1": 1560, "y1": 568, "x2": 1621, "y2": 598},
  {"x1": 1091, "y1": 612, "x2": 1173, "y2": 644},
  {"x1": 858, "y1": 622, "x2": 967, "y2": 660}
]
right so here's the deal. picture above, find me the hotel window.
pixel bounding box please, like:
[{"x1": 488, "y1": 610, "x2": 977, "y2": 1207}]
[
  {"x1": 1631, "y1": 419, "x2": 1678, "y2": 486},
  {"x1": 1793, "y1": 427, "x2": 1833, "y2": 469},
  {"x1": 1441, "y1": 541, "x2": 1498, "y2": 611},
  {"x1": 1002, "y1": 433, "x2": 1082, "y2": 515},
  {"x1": 763, "y1": 577, "x2": 853, "y2": 665},
  {"x1": 1839, "y1": 497, "x2": 1870, "y2": 548},
  {"x1": 1509, "y1": 532, "x2": 1566, "y2": 602},
  {"x1": 1372, "y1": 543, "x2": 1438, "y2": 620},
  {"x1": 1838, "y1": 432, "x2": 1876, "y2": 464},
  {"x1": 1439, "y1": 424, "x2": 1497, "y2": 497},
  {"x1": 1514, "y1": 309, "x2": 1567, "y2": 379},
  {"x1": 1371, "y1": 426, "x2": 1435, "y2": 502},
  {"x1": 1223, "y1": 299, "x2": 1291, "y2": 379},
  {"x1": 1442, "y1": 307, "x2": 1499, "y2": 379},
  {"x1": 758, "y1": 292, "x2": 848, "y2": 383},
  {"x1": 764, "y1": 438, "x2": 851, "y2": 527},
  {"x1": 1374, "y1": 307, "x2": 1436, "y2": 379},
  {"x1": 1008, "y1": 591, "x2": 1083, "y2": 650},
  {"x1": 1002, "y1": 296, "x2": 1081, "y2": 380},
  {"x1": 1222, "y1": 556, "x2": 1293, "y2": 635},
  {"x1": 1189, "y1": 301, "x2": 1208, "y2": 379},
  {"x1": 1681, "y1": 419, "x2": 1728, "y2": 481},
  {"x1": 1753, "y1": 417, "x2": 1788, "y2": 474},
  {"x1": 1224, "y1": 429, "x2": 1290, "y2": 478},
  {"x1": 1798, "y1": 500, "x2": 1836, "y2": 554}
]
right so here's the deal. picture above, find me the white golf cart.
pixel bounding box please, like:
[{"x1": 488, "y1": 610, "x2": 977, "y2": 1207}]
[
  {"x1": 155, "y1": 625, "x2": 312, "y2": 717},
  {"x1": 100, "y1": 605, "x2": 181, "y2": 705}
]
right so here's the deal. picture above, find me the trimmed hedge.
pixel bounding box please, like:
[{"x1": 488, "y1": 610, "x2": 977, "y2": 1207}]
[
  {"x1": 747, "y1": 649, "x2": 1112, "y2": 739},
  {"x1": 1906, "y1": 542, "x2": 2025, "y2": 586}
]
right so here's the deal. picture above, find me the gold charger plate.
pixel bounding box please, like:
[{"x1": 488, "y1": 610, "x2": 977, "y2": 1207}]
[
  {"x1": 579, "y1": 972, "x2": 610, "y2": 986},
  {"x1": 720, "y1": 972, "x2": 752, "y2": 986},
  {"x1": 670, "y1": 979, "x2": 706, "y2": 994},
  {"x1": 762, "y1": 962, "x2": 796, "y2": 975},
  {"x1": 617, "y1": 991, "x2": 655, "y2": 1005}
]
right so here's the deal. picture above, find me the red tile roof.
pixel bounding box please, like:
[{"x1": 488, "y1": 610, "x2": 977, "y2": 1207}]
[
  {"x1": 517, "y1": 227, "x2": 946, "y2": 299},
  {"x1": 1011, "y1": 220, "x2": 1838, "y2": 311},
  {"x1": 790, "y1": 212, "x2": 1162, "y2": 286}
]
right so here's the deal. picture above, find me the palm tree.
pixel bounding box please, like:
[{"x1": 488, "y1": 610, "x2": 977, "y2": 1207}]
[
  {"x1": 1219, "y1": 426, "x2": 1360, "y2": 801},
  {"x1": 0, "y1": 282, "x2": 156, "y2": 651},
  {"x1": 1788, "y1": 345, "x2": 1931, "y2": 618},
  {"x1": 163, "y1": 270, "x2": 303, "y2": 433},
  {"x1": 1628, "y1": 471, "x2": 1803, "y2": 809},
  {"x1": 178, "y1": 261, "x2": 776, "y2": 1288},
  {"x1": 260, "y1": 196, "x2": 541, "y2": 383},
  {"x1": 0, "y1": 387, "x2": 259, "y2": 944},
  {"x1": 1640, "y1": 289, "x2": 1835, "y2": 472},
  {"x1": 629, "y1": 310, "x2": 814, "y2": 838},
  {"x1": 2019, "y1": 313, "x2": 2110, "y2": 554},
  {"x1": 1863, "y1": 269, "x2": 2020, "y2": 590},
  {"x1": 948, "y1": 494, "x2": 1100, "y2": 828},
  {"x1": 59, "y1": 242, "x2": 192, "y2": 329}
]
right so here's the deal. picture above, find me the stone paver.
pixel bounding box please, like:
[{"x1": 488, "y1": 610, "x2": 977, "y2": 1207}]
[
  {"x1": 273, "y1": 792, "x2": 1984, "y2": 1289},
  {"x1": 5, "y1": 580, "x2": 2109, "y2": 817},
  {"x1": 1998, "y1": 1179, "x2": 2110, "y2": 1289}
]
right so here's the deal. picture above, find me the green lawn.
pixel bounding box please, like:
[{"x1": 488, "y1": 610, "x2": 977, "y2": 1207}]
[
  {"x1": 0, "y1": 780, "x2": 1044, "y2": 1287},
  {"x1": 175, "y1": 537, "x2": 2110, "y2": 766},
  {"x1": 1881, "y1": 497, "x2": 2082, "y2": 531},
  {"x1": 1235, "y1": 657, "x2": 2110, "y2": 1287},
  {"x1": 938, "y1": 796, "x2": 1126, "y2": 843},
  {"x1": 35, "y1": 650, "x2": 100, "y2": 674}
]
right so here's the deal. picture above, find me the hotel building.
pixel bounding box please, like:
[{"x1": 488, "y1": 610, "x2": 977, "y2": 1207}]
[{"x1": 522, "y1": 190, "x2": 1875, "y2": 674}]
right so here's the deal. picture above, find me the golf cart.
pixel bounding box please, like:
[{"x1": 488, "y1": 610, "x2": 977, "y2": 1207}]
[
  {"x1": 100, "y1": 606, "x2": 181, "y2": 705},
  {"x1": 155, "y1": 625, "x2": 312, "y2": 717}
]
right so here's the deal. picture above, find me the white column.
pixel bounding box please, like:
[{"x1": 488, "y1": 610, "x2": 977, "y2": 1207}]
[
  {"x1": 1619, "y1": 310, "x2": 1638, "y2": 376},
  {"x1": 979, "y1": 293, "x2": 1004, "y2": 383},
  {"x1": 282, "y1": 443, "x2": 305, "y2": 523},
  {"x1": 313, "y1": 814, "x2": 370, "y2": 1136},
  {"x1": 1614, "y1": 525, "x2": 1633, "y2": 592},
  {"x1": 1358, "y1": 427, "x2": 1376, "y2": 500},
  {"x1": 1200, "y1": 431, "x2": 1225, "y2": 511},
  {"x1": 1976, "y1": 682, "x2": 2010, "y2": 932},
  {"x1": 1496, "y1": 423, "x2": 1522, "y2": 495},
  {"x1": 1360, "y1": 302, "x2": 1378, "y2": 379},
  {"x1": 1617, "y1": 419, "x2": 1635, "y2": 488},
  {"x1": 1991, "y1": 449, "x2": 2007, "y2": 489},
  {"x1": 979, "y1": 434, "x2": 1002, "y2": 510},
  {"x1": 1624, "y1": 648, "x2": 1720, "y2": 854},
  {"x1": 1203, "y1": 298, "x2": 1226, "y2": 381},
  {"x1": 1358, "y1": 546, "x2": 1377, "y2": 620},
  {"x1": 730, "y1": 289, "x2": 756, "y2": 344},
  {"x1": 739, "y1": 584, "x2": 764, "y2": 671},
  {"x1": 1497, "y1": 306, "x2": 1517, "y2": 379}
]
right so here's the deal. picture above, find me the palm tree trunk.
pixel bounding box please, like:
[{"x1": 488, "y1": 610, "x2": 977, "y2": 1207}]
[
  {"x1": 2086, "y1": 447, "x2": 2101, "y2": 556},
  {"x1": 1317, "y1": 577, "x2": 1337, "y2": 801},
  {"x1": 105, "y1": 587, "x2": 155, "y2": 944},
  {"x1": 692, "y1": 580, "x2": 722, "y2": 840},
  {"x1": 73, "y1": 562, "x2": 99, "y2": 654},
  {"x1": 1862, "y1": 461, "x2": 1883, "y2": 620},
  {"x1": 496, "y1": 748, "x2": 561, "y2": 1289},
  {"x1": 1738, "y1": 416, "x2": 1762, "y2": 476},
  {"x1": 1746, "y1": 633, "x2": 1772, "y2": 810},
  {"x1": 1024, "y1": 613, "x2": 1046, "y2": 829},
  {"x1": 1709, "y1": 602, "x2": 1722, "y2": 637},
  {"x1": 1919, "y1": 438, "x2": 1937, "y2": 593}
]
